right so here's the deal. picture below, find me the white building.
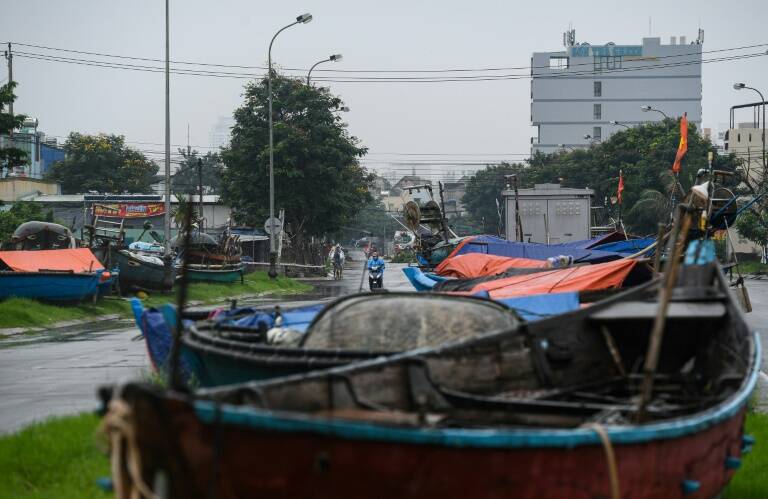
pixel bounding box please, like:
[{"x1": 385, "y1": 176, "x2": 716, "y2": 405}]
[
  {"x1": 531, "y1": 30, "x2": 703, "y2": 154},
  {"x1": 208, "y1": 116, "x2": 235, "y2": 149}
]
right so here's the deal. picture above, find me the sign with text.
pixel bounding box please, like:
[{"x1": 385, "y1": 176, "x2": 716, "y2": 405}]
[
  {"x1": 93, "y1": 202, "x2": 166, "y2": 218},
  {"x1": 570, "y1": 45, "x2": 642, "y2": 57}
]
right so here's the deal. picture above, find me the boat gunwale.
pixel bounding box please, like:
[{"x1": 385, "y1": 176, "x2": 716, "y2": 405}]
[{"x1": 191, "y1": 329, "x2": 758, "y2": 448}]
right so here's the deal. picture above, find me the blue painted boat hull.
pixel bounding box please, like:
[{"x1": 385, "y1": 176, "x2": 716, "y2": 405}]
[{"x1": 0, "y1": 271, "x2": 101, "y2": 301}]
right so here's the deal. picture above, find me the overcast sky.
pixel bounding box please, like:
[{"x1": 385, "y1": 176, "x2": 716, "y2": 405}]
[{"x1": 3, "y1": 0, "x2": 767, "y2": 179}]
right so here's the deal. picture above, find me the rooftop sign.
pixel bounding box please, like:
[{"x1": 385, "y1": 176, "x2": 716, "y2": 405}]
[{"x1": 570, "y1": 45, "x2": 642, "y2": 57}]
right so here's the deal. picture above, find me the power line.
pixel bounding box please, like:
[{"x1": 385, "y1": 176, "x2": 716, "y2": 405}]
[
  {"x1": 10, "y1": 48, "x2": 767, "y2": 83},
  {"x1": 6, "y1": 40, "x2": 767, "y2": 74}
]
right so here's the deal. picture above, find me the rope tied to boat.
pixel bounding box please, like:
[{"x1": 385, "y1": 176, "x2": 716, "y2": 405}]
[
  {"x1": 585, "y1": 423, "x2": 620, "y2": 499},
  {"x1": 100, "y1": 397, "x2": 159, "y2": 499}
]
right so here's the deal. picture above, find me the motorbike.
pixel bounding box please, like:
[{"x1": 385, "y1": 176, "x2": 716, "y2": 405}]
[{"x1": 368, "y1": 265, "x2": 383, "y2": 291}]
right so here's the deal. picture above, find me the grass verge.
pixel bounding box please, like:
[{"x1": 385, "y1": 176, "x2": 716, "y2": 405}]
[
  {"x1": 0, "y1": 271, "x2": 312, "y2": 330},
  {"x1": 736, "y1": 261, "x2": 768, "y2": 275},
  {"x1": 724, "y1": 412, "x2": 768, "y2": 498},
  {"x1": 0, "y1": 413, "x2": 110, "y2": 499}
]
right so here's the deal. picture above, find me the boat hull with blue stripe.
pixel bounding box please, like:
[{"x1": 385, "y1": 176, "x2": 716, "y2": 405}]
[
  {"x1": 0, "y1": 271, "x2": 102, "y2": 301},
  {"x1": 101, "y1": 262, "x2": 757, "y2": 498}
]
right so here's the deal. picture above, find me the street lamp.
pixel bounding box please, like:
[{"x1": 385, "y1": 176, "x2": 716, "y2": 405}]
[
  {"x1": 733, "y1": 82, "x2": 766, "y2": 171},
  {"x1": 267, "y1": 12, "x2": 312, "y2": 279},
  {"x1": 307, "y1": 54, "x2": 342, "y2": 85},
  {"x1": 640, "y1": 105, "x2": 670, "y2": 120},
  {"x1": 609, "y1": 120, "x2": 631, "y2": 129}
]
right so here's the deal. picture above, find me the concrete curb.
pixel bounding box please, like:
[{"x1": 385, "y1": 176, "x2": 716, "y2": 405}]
[
  {"x1": 0, "y1": 314, "x2": 125, "y2": 338},
  {"x1": 0, "y1": 288, "x2": 312, "y2": 338}
]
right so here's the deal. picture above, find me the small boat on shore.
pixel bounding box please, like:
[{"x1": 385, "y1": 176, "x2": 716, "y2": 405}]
[
  {"x1": 0, "y1": 248, "x2": 107, "y2": 301},
  {"x1": 134, "y1": 292, "x2": 530, "y2": 386},
  {"x1": 182, "y1": 263, "x2": 244, "y2": 283},
  {"x1": 101, "y1": 261, "x2": 758, "y2": 498},
  {"x1": 115, "y1": 249, "x2": 174, "y2": 292}
]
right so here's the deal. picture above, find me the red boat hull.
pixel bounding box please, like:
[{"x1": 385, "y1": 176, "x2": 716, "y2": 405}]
[{"x1": 132, "y1": 398, "x2": 745, "y2": 499}]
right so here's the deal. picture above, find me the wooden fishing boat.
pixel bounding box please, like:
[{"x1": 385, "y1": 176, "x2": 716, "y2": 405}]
[
  {"x1": 135, "y1": 293, "x2": 524, "y2": 386},
  {"x1": 0, "y1": 248, "x2": 106, "y2": 301},
  {"x1": 101, "y1": 262, "x2": 758, "y2": 498},
  {"x1": 116, "y1": 249, "x2": 174, "y2": 291},
  {"x1": 0, "y1": 271, "x2": 102, "y2": 301},
  {"x1": 181, "y1": 263, "x2": 244, "y2": 283}
]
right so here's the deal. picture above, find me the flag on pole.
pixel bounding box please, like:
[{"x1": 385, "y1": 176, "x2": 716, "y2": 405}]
[
  {"x1": 671, "y1": 112, "x2": 688, "y2": 174},
  {"x1": 617, "y1": 170, "x2": 624, "y2": 204}
]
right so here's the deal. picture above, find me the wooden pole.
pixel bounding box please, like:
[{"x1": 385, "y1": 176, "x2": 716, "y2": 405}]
[{"x1": 637, "y1": 205, "x2": 693, "y2": 422}]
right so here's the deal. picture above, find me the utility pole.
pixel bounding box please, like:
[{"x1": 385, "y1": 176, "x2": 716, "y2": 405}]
[
  {"x1": 163, "y1": 0, "x2": 171, "y2": 256},
  {"x1": 197, "y1": 158, "x2": 204, "y2": 231},
  {"x1": 4, "y1": 43, "x2": 13, "y2": 135}
]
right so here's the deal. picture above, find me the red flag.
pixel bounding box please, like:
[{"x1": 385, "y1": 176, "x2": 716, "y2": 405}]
[
  {"x1": 671, "y1": 113, "x2": 688, "y2": 174},
  {"x1": 617, "y1": 170, "x2": 624, "y2": 204}
]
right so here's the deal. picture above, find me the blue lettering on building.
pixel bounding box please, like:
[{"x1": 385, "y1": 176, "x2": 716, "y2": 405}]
[{"x1": 569, "y1": 46, "x2": 642, "y2": 58}]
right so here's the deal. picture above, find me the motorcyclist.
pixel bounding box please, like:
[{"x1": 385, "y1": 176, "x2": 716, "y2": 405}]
[
  {"x1": 367, "y1": 250, "x2": 385, "y2": 289},
  {"x1": 330, "y1": 244, "x2": 345, "y2": 278}
]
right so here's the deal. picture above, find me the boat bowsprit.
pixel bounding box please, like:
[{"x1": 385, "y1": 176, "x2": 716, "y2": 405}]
[{"x1": 101, "y1": 262, "x2": 758, "y2": 498}]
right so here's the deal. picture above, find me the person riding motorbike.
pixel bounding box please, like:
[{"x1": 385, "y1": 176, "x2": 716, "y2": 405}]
[
  {"x1": 367, "y1": 250, "x2": 385, "y2": 290},
  {"x1": 329, "y1": 244, "x2": 345, "y2": 279}
]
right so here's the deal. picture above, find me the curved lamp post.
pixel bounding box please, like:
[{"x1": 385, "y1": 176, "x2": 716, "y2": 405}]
[
  {"x1": 641, "y1": 105, "x2": 670, "y2": 120},
  {"x1": 307, "y1": 54, "x2": 342, "y2": 85},
  {"x1": 734, "y1": 82, "x2": 766, "y2": 171},
  {"x1": 267, "y1": 13, "x2": 312, "y2": 278},
  {"x1": 610, "y1": 120, "x2": 631, "y2": 129}
]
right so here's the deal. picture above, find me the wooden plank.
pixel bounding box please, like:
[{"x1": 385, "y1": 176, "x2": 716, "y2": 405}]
[{"x1": 589, "y1": 301, "x2": 726, "y2": 321}]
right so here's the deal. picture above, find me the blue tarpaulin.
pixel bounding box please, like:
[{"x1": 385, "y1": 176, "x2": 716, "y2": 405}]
[
  {"x1": 496, "y1": 292, "x2": 581, "y2": 321},
  {"x1": 591, "y1": 238, "x2": 655, "y2": 255},
  {"x1": 226, "y1": 303, "x2": 325, "y2": 333},
  {"x1": 453, "y1": 235, "x2": 622, "y2": 264}
]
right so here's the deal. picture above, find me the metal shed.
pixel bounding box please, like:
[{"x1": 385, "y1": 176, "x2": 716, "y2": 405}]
[{"x1": 503, "y1": 183, "x2": 592, "y2": 244}]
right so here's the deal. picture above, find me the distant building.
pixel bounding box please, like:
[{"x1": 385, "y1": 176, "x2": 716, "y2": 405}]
[
  {"x1": 0, "y1": 118, "x2": 65, "y2": 178},
  {"x1": 502, "y1": 183, "x2": 592, "y2": 243},
  {"x1": 531, "y1": 29, "x2": 704, "y2": 154},
  {"x1": 724, "y1": 121, "x2": 766, "y2": 184},
  {"x1": 208, "y1": 116, "x2": 235, "y2": 149},
  {"x1": 0, "y1": 177, "x2": 61, "y2": 202},
  {"x1": 442, "y1": 176, "x2": 469, "y2": 217}
]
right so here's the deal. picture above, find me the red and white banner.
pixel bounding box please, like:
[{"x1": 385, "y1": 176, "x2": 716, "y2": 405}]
[{"x1": 93, "y1": 202, "x2": 166, "y2": 218}]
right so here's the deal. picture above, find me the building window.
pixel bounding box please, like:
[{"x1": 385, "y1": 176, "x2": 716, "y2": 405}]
[
  {"x1": 594, "y1": 81, "x2": 602, "y2": 97},
  {"x1": 593, "y1": 104, "x2": 602, "y2": 120},
  {"x1": 549, "y1": 56, "x2": 569, "y2": 70},
  {"x1": 594, "y1": 56, "x2": 621, "y2": 72},
  {"x1": 738, "y1": 133, "x2": 741, "y2": 142},
  {"x1": 593, "y1": 126, "x2": 602, "y2": 140}
]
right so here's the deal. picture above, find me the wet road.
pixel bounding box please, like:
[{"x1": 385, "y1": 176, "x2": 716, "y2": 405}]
[
  {"x1": 1, "y1": 259, "x2": 767, "y2": 433},
  {"x1": 0, "y1": 253, "x2": 410, "y2": 433}
]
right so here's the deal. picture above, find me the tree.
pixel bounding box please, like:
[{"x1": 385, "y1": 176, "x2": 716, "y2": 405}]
[
  {"x1": 346, "y1": 198, "x2": 390, "y2": 242},
  {"x1": 46, "y1": 133, "x2": 158, "y2": 194},
  {"x1": 220, "y1": 73, "x2": 371, "y2": 239},
  {"x1": 0, "y1": 81, "x2": 27, "y2": 172},
  {"x1": 172, "y1": 149, "x2": 223, "y2": 195},
  {"x1": 462, "y1": 119, "x2": 741, "y2": 235},
  {"x1": 461, "y1": 162, "x2": 525, "y2": 232},
  {"x1": 735, "y1": 210, "x2": 768, "y2": 251}
]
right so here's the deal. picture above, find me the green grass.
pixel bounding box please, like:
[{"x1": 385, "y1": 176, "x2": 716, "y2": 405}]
[
  {"x1": 0, "y1": 271, "x2": 312, "y2": 330},
  {"x1": 736, "y1": 261, "x2": 768, "y2": 275},
  {"x1": 725, "y1": 412, "x2": 768, "y2": 498},
  {"x1": 0, "y1": 298, "x2": 130, "y2": 329},
  {"x1": 0, "y1": 413, "x2": 110, "y2": 499}
]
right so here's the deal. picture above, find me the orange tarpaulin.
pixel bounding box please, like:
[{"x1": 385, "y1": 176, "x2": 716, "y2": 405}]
[
  {"x1": 435, "y1": 253, "x2": 548, "y2": 279},
  {"x1": 0, "y1": 248, "x2": 104, "y2": 273},
  {"x1": 469, "y1": 258, "x2": 638, "y2": 299}
]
